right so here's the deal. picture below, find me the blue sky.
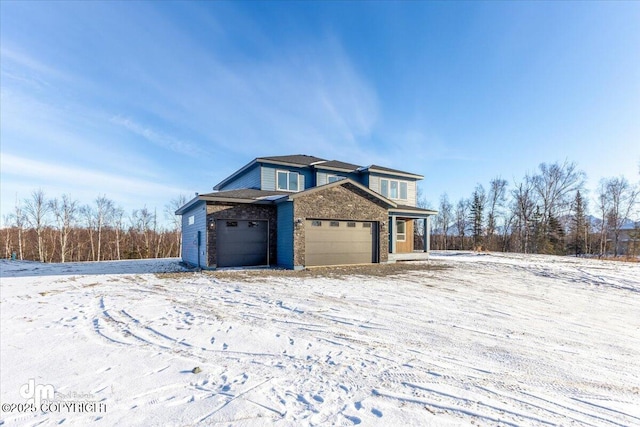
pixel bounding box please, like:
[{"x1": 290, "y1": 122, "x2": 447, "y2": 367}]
[{"x1": 1, "y1": 1, "x2": 639, "y2": 225}]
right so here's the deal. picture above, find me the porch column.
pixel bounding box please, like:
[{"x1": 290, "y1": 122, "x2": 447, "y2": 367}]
[
  {"x1": 390, "y1": 215, "x2": 397, "y2": 254},
  {"x1": 424, "y1": 216, "x2": 431, "y2": 253}
]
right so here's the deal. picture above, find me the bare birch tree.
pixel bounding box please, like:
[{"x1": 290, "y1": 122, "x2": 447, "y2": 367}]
[
  {"x1": 512, "y1": 176, "x2": 537, "y2": 253},
  {"x1": 603, "y1": 177, "x2": 639, "y2": 256},
  {"x1": 113, "y1": 207, "x2": 125, "y2": 260},
  {"x1": 455, "y1": 198, "x2": 469, "y2": 250},
  {"x1": 80, "y1": 205, "x2": 96, "y2": 261},
  {"x1": 50, "y1": 195, "x2": 78, "y2": 263},
  {"x1": 95, "y1": 196, "x2": 114, "y2": 262},
  {"x1": 532, "y1": 161, "x2": 585, "y2": 223},
  {"x1": 23, "y1": 189, "x2": 50, "y2": 262},
  {"x1": 165, "y1": 194, "x2": 187, "y2": 257},
  {"x1": 10, "y1": 198, "x2": 26, "y2": 260},
  {"x1": 486, "y1": 178, "x2": 508, "y2": 250},
  {"x1": 438, "y1": 193, "x2": 453, "y2": 250}
]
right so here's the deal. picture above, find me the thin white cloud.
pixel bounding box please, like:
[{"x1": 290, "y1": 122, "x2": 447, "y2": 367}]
[
  {"x1": 110, "y1": 115, "x2": 205, "y2": 158},
  {"x1": 0, "y1": 45, "x2": 69, "y2": 83},
  {"x1": 0, "y1": 154, "x2": 189, "y2": 224}
]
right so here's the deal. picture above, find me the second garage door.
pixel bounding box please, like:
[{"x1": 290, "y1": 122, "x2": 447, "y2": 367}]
[
  {"x1": 217, "y1": 219, "x2": 268, "y2": 267},
  {"x1": 305, "y1": 220, "x2": 377, "y2": 266}
]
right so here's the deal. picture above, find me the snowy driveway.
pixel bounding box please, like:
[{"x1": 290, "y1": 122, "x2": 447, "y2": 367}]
[{"x1": 1, "y1": 253, "x2": 639, "y2": 426}]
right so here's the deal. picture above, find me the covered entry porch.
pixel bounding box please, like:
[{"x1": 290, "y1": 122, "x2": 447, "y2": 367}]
[{"x1": 388, "y1": 206, "x2": 438, "y2": 255}]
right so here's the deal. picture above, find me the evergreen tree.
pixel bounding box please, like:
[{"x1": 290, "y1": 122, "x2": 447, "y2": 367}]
[
  {"x1": 547, "y1": 214, "x2": 566, "y2": 255},
  {"x1": 469, "y1": 186, "x2": 485, "y2": 250},
  {"x1": 568, "y1": 190, "x2": 587, "y2": 256}
]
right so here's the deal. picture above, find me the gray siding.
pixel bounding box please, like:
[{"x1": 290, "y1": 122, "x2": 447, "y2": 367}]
[
  {"x1": 316, "y1": 171, "x2": 330, "y2": 186},
  {"x1": 218, "y1": 164, "x2": 260, "y2": 191},
  {"x1": 261, "y1": 165, "x2": 276, "y2": 190},
  {"x1": 276, "y1": 202, "x2": 294, "y2": 268},
  {"x1": 181, "y1": 201, "x2": 207, "y2": 267},
  {"x1": 261, "y1": 165, "x2": 308, "y2": 191},
  {"x1": 316, "y1": 171, "x2": 361, "y2": 186},
  {"x1": 406, "y1": 180, "x2": 417, "y2": 206},
  {"x1": 367, "y1": 173, "x2": 417, "y2": 206}
]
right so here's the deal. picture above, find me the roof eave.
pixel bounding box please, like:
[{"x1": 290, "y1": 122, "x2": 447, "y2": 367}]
[
  {"x1": 314, "y1": 165, "x2": 359, "y2": 173},
  {"x1": 213, "y1": 158, "x2": 258, "y2": 190},
  {"x1": 364, "y1": 166, "x2": 423, "y2": 180},
  {"x1": 390, "y1": 207, "x2": 439, "y2": 216},
  {"x1": 286, "y1": 178, "x2": 397, "y2": 208},
  {"x1": 175, "y1": 196, "x2": 204, "y2": 215},
  {"x1": 256, "y1": 158, "x2": 312, "y2": 169}
]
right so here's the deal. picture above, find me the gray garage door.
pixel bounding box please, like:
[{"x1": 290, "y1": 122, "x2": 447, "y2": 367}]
[
  {"x1": 217, "y1": 219, "x2": 268, "y2": 267},
  {"x1": 305, "y1": 220, "x2": 376, "y2": 266}
]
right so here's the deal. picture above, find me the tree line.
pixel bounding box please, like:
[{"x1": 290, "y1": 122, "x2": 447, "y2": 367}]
[
  {"x1": 3, "y1": 160, "x2": 639, "y2": 263},
  {"x1": 427, "y1": 160, "x2": 640, "y2": 258},
  {"x1": 2, "y1": 190, "x2": 187, "y2": 263}
]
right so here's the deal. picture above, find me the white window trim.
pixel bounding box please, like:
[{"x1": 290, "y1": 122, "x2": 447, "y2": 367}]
[
  {"x1": 396, "y1": 220, "x2": 406, "y2": 242},
  {"x1": 327, "y1": 174, "x2": 342, "y2": 184},
  {"x1": 277, "y1": 170, "x2": 300, "y2": 192},
  {"x1": 381, "y1": 178, "x2": 409, "y2": 201}
]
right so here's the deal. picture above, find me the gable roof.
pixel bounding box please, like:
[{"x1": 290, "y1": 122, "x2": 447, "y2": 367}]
[
  {"x1": 315, "y1": 160, "x2": 361, "y2": 173},
  {"x1": 258, "y1": 154, "x2": 327, "y2": 166},
  {"x1": 214, "y1": 154, "x2": 423, "y2": 190},
  {"x1": 179, "y1": 178, "x2": 397, "y2": 214},
  {"x1": 199, "y1": 189, "x2": 288, "y2": 202},
  {"x1": 283, "y1": 178, "x2": 397, "y2": 208},
  {"x1": 175, "y1": 189, "x2": 289, "y2": 214},
  {"x1": 364, "y1": 165, "x2": 424, "y2": 180}
]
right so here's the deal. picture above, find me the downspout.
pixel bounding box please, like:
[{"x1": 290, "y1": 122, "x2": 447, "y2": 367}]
[
  {"x1": 197, "y1": 230, "x2": 201, "y2": 268},
  {"x1": 390, "y1": 215, "x2": 397, "y2": 253}
]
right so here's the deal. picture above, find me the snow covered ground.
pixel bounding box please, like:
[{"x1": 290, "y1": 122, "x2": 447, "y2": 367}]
[{"x1": 1, "y1": 252, "x2": 639, "y2": 426}]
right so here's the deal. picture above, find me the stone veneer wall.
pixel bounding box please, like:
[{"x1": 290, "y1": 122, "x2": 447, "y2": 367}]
[
  {"x1": 206, "y1": 203, "x2": 277, "y2": 267},
  {"x1": 292, "y1": 183, "x2": 389, "y2": 267}
]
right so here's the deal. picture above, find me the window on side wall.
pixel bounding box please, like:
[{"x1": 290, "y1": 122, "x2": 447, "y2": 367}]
[
  {"x1": 188, "y1": 215, "x2": 195, "y2": 225},
  {"x1": 327, "y1": 175, "x2": 342, "y2": 183},
  {"x1": 277, "y1": 170, "x2": 299, "y2": 191},
  {"x1": 396, "y1": 220, "x2": 406, "y2": 242}
]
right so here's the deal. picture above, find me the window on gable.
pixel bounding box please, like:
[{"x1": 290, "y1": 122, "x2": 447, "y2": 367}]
[
  {"x1": 380, "y1": 178, "x2": 408, "y2": 200},
  {"x1": 289, "y1": 172, "x2": 298, "y2": 191},
  {"x1": 277, "y1": 170, "x2": 299, "y2": 191},
  {"x1": 390, "y1": 181, "x2": 398, "y2": 199},
  {"x1": 381, "y1": 179, "x2": 389, "y2": 197},
  {"x1": 277, "y1": 171, "x2": 288, "y2": 190}
]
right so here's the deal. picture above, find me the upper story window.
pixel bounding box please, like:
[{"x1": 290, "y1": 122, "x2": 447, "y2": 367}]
[
  {"x1": 380, "y1": 178, "x2": 408, "y2": 200},
  {"x1": 327, "y1": 174, "x2": 342, "y2": 183},
  {"x1": 277, "y1": 170, "x2": 299, "y2": 191}
]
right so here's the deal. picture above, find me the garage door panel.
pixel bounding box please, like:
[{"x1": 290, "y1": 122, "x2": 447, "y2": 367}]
[
  {"x1": 305, "y1": 220, "x2": 375, "y2": 266},
  {"x1": 217, "y1": 220, "x2": 268, "y2": 267}
]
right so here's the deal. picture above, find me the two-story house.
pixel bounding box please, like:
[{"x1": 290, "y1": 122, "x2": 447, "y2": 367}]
[{"x1": 175, "y1": 154, "x2": 437, "y2": 269}]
